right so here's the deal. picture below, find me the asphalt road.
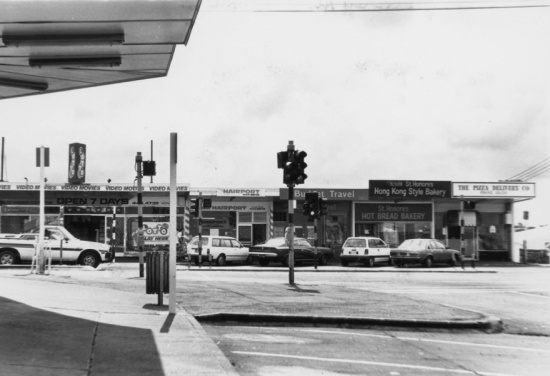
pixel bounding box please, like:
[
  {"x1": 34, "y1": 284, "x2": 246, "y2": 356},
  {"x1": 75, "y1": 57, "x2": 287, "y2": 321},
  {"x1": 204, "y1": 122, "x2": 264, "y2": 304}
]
[
  {"x1": 178, "y1": 266, "x2": 550, "y2": 336},
  {"x1": 179, "y1": 265, "x2": 550, "y2": 375},
  {"x1": 205, "y1": 325, "x2": 550, "y2": 376}
]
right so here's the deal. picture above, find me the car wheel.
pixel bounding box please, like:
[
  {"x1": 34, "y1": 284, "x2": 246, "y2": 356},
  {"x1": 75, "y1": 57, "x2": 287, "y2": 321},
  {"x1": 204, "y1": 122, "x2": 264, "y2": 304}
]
[
  {"x1": 365, "y1": 257, "x2": 375, "y2": 267},
  {"x1": 216, "y1": 254, "x2": 226, "y2": 266},
  {"x1": 259, "y1": 259, "x2": 270, "y2": 267},
  {"x1": 245, "y1": 256, "x2": 253, "y2": 265},
  {"x1": 80, "y1": 251, "x2": 100, "y2": 268},
  {"x1": 423, "y1": 256, "x2": 433, "y2": 268},
  {"x1": 0, "y1": 250, "x2": 17, "y2": 265},
  {"x1": 318, "y1": 254, "x2": 328, "y2": 266},
  {"x1": 341, "y1": 259, "x2": 349, "y2": 267}
]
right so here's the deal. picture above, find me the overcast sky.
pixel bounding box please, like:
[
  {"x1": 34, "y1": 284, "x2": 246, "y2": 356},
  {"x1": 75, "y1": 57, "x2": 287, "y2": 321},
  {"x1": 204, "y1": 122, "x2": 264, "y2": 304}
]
[{"x1": 1, "y1": 3, "x2": 548, "y2": 225}]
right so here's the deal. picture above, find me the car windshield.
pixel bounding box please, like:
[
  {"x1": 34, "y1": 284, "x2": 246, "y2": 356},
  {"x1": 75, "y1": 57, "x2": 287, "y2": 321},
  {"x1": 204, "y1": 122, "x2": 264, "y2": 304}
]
[
  {"x1": 344, "y1": 239, "x2": 366, "y2": 248},
  {"x1": 258, "y1": 238, "x2": 287, "y2": 247},
  {"x1": 189, "y1": 237, "x2": 209, "y2": 246},
  {"x1": 398, "y1": 239, "x2": 428, "y2": 250}
]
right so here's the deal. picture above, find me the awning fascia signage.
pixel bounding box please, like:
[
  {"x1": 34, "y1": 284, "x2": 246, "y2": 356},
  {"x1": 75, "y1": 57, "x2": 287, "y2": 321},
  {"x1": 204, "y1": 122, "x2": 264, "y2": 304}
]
[
  {"x1": 280, "y1": 188, "x2": 369, "y2": 201},
  {"x1": 452, "y1": 182, "x2": 535, "y2": 198},
  {"x1": 0, "y1": 183, "x2": 190, "y2": 192},
  {"x1": 369, "y1": 180, "x2": 452, "y2": 199},
  {"x1": 217, "y1": 189, "x2": 267, "y2": 197},
  {"x1": 355, "y1": 203, "x2": 433, "y2": 222}
]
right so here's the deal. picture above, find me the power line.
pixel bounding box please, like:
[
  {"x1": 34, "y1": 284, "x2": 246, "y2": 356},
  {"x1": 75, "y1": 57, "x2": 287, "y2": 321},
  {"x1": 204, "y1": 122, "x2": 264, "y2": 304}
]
[
  {"x1": 507, "y1": 157, "x2": 550, "y2": 181},
  {"x1": 202, "y1": 0, "x2": 549, "y2": 12}
]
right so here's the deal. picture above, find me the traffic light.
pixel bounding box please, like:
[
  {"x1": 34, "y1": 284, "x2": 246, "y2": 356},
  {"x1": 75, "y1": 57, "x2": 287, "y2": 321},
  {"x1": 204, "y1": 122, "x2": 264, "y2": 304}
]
[
  {"x1": 279, "y1": 150, "x2": 308, "y2": 186},
  {"x1": 303, "y1": 192, "x2": 319, "y2": 220},
  {"x1": 523, "y1": 211, "x2": 529, "y2": 220},
  {"x1": 319, "y1": 197, "x2": 328, "y2": 217},
  {"x1": 293, "y1": 150, "x2": 308, "y2": 185},
  {"x1": 142, "y1": 161, "x2": 156, "y2": 176},
  {"x1": 190, "y1": 199, "x2": 200, "y2": 217}
]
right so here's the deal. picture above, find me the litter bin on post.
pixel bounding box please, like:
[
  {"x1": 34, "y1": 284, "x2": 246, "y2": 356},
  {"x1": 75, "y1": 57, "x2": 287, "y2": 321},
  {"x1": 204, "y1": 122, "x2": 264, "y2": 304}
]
[{"x1": 145, "y1": 250, "x2": 169, "y2": 305}]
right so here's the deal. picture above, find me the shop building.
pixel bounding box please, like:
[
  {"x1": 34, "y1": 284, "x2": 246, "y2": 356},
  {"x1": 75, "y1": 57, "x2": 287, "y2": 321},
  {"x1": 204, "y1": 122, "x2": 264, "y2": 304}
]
[{"x1": 0, "y1": 180, "x2": 535, "y2": 262}]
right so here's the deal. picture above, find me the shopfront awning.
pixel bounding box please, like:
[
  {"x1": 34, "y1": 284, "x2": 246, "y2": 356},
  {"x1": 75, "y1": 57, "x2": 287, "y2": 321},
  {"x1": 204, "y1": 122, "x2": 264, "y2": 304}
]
[
  {"x1": 0, "y1": 0, "x2": 201, "y2": 100},
  {"x1": 445, "y1": 210, "x2": 480, "y2": 227}
]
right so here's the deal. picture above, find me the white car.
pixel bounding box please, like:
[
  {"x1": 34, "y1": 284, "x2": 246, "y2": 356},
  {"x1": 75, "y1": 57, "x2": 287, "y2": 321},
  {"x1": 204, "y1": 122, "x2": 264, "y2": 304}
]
[
  {"x1": 340, "y1": 236, "x2": 391, "y2": 267},
  {"x1": 187, "y1": 235, "x2": 249, "y2": 266},
  {"x1": 0, "y1": 225, "x2": 112, "y2": 268}
]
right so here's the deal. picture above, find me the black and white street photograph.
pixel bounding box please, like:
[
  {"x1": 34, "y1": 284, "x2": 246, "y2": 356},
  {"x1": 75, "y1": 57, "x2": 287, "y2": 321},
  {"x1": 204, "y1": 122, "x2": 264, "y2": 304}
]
[{"x1": 0, "y1": 1, "x2": 549, "y2": 375}]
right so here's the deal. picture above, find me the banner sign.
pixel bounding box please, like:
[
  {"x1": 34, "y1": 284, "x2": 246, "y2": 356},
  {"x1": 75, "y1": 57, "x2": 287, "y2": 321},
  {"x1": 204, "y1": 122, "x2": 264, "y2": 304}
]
[
  {"x1": 68, "y1": 143, "x2": 86, "y2": 184},
  {"x1": 203, "y1": 202, "x2": 270, "y2": 212},
  {"x1": 369, "y1": 180, "x2": 452, "y2": 199},
  {"x1": 452, "y1": 182, "x2": 536, "y2": 198},
  {"x1": 0, "y1": 183, "x2": 190, "y2": 192},
  {"x1": 217, "y1": 188, "x2": 266, "y2": 197},
  {"x1": 280, "y1": 188, "x2": 369, "y2": 201},
  {"x1": 355, "y1": 203, "x2": 432, "y2": 222}
]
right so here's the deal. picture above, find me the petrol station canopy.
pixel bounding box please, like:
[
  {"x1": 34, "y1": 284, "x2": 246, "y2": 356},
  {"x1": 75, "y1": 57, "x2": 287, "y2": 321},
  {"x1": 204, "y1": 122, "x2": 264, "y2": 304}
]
[{"x1": 0, "y1": 0, "x2": 202, "y2": 100}]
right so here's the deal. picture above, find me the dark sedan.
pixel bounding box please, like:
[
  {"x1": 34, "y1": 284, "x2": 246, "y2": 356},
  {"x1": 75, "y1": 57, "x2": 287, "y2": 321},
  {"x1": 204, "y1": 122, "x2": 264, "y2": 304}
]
[
  {"x1": 390, "y1": 238, "x2": 462, "y2": 268},
  {"x1": 249, "y1": 237, "x2": 333, "y2": 267}
]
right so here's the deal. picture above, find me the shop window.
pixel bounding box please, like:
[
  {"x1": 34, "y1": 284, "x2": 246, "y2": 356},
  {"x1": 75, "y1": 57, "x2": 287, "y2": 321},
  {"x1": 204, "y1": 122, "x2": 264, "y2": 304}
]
[
  {"x1": 274, "y1": 211, "x2": 287, "y2": 222},
  {"x1": 253, "y1": 212, "x2": 267, "y2": 223},
  {"x1": 239, "y1": 212, "x2": 252, "y2": 223}
]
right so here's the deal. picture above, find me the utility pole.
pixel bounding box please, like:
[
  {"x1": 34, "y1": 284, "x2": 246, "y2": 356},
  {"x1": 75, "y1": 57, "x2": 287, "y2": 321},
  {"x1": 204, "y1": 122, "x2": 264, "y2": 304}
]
[
  {"x1": 169, "y1": 133, "x2": 177, "y2": 313},
  {"x1": 136, "y1": 152, "x2": 144, "y2": 277}
]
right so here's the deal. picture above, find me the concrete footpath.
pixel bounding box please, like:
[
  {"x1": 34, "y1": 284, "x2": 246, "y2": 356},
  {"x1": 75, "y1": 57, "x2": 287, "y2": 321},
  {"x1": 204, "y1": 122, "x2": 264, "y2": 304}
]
[{"x1": 0, "y1": 263, "x2": 509, "y2": 376}]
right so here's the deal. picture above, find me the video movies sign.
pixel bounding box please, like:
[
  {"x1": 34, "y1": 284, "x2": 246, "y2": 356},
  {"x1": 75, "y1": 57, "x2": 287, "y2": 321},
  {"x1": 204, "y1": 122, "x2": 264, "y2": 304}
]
[{"x1": 369, "y1": 180, "x2": 451, "y2": 199}]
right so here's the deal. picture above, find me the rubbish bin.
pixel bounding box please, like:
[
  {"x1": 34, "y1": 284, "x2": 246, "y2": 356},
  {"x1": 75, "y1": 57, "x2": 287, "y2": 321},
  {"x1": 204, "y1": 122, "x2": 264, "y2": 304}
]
[{"x1": 145, "y1": 251, "x2": 169, "y2": 295}]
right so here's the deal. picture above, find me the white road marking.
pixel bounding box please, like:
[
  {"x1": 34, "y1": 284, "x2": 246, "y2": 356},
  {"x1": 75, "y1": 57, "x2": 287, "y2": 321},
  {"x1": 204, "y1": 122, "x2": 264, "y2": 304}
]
[
  {"x1": 300, "y1": 329, "x2": 550, "y2": 354},
  {"x1": 232, "y1": 351, "x2": 520, "y2": 376},
  {"x1": 509, "y1": 291, "x2": 550, "y2": 299}
]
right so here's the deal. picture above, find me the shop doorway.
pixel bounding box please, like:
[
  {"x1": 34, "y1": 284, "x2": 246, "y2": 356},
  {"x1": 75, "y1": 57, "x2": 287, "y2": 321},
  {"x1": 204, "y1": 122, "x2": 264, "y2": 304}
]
[
  {"x1": 447, "y1": 226, "x2": 479, "y2": 260},
  {"x1": 237, "y1": 224, "x2": 267, "y2": 246},
  {"x1": 64, "y1": 215, "x2": 104, "y2": 242}
]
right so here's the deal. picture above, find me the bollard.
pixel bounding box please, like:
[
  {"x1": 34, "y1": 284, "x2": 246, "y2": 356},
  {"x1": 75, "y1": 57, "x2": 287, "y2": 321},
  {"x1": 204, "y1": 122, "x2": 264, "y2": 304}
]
[{"x1": 314, "y1": 248, "x2": 318, "y2": 270}]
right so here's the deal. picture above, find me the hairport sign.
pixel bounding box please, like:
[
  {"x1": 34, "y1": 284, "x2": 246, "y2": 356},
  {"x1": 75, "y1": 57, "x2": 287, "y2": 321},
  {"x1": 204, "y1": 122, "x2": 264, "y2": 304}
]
[{"x1": 452, "y1": 182, "x2": 536, "y2": 198}]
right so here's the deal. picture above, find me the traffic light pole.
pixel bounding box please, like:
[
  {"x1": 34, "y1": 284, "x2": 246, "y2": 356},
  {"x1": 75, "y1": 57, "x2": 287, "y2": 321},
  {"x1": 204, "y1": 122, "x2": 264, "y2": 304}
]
[
  {"x1": 136, "y1": 152, "x2": 145, "y2": 278},
  {"x1": 288, "y1": 185, "x2": 295, "y2": 285},
  {"x1": 198, "y1": 195, "x2": 203, "y2": 268}
]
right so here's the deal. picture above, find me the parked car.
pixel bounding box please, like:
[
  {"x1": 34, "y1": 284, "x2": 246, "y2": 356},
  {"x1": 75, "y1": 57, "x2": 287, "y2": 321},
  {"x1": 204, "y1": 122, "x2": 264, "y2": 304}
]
[
  {"x1": 340, "y1": 237, "x2": 392, "y2": 267},
  {"x1": 249, "y1": 237, "x2": 333, "y2": 267},
  {"x1": 390, "y1": 238, "x2": 461, "y2": 267},
  {"x1": 187, "y1": 235, "x2": 249, "y2": 266},
  {"x1": 0, "y1": 225, "x2": 112, "y2": 268}
]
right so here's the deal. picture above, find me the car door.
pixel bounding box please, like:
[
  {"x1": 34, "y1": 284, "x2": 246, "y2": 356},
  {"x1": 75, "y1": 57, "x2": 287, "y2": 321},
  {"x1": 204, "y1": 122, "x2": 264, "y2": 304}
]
[
  {"x1": 377, "y1": 239, "x2": 390, "y2": 258},
  {"x1": 433, "y1": 239, "x2": 449, "y2": 262},
  {"x1": 293, "y1": 239, "x2": 309, "y2": 261},
  {"x1": 429, "y1": 240, "x2": 443, "y2": 262},
  {"x1": 230, "y1": 239, "x2": 247, "y2": 262},
  {"x1": 368, "y1": 239, "x2": 379, "y2": 259},
  {"x1": 45, "y1": 230, "x2": 64, "y2": 262}
]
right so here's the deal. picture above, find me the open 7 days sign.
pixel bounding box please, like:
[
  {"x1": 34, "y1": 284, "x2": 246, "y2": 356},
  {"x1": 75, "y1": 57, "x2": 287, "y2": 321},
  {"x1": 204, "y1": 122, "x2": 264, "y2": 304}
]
[{"x1": 452, "y1": 182, "x2": 536, "y2": 198}]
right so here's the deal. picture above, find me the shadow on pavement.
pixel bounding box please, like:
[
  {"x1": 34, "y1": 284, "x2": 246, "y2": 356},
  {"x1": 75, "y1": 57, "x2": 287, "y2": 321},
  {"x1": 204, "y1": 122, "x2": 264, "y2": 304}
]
[{"x1": 0, "y1": 297, "x2": 165, "y2": 376}]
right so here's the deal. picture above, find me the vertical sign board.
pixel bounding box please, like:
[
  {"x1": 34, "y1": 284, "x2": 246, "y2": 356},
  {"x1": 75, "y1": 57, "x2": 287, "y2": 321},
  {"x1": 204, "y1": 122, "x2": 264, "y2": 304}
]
[
  {"x1": 68, "y1": 143, "x2": 86, "y2": 184},
  {"x1": 35, "y1": 147, "x2": 50, "y2": 167}
]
